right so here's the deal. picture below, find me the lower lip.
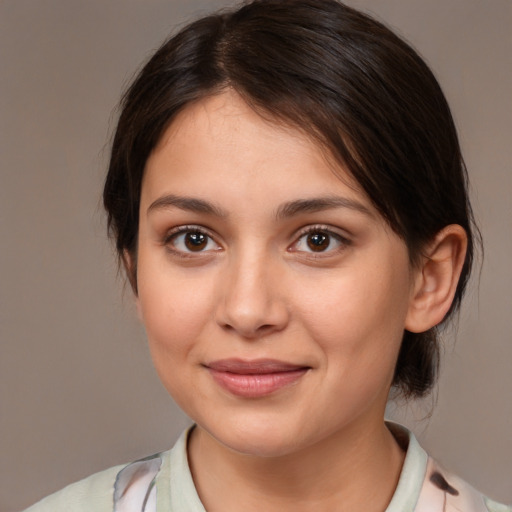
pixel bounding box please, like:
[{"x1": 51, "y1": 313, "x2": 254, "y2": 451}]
[{"x1": 208, "y1": 368, "x2": 308, "y2": 398}]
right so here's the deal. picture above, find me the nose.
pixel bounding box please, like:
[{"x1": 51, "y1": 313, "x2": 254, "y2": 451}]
[{"x1": 215, "y1": 250, "x2": 290, "y2": 339}]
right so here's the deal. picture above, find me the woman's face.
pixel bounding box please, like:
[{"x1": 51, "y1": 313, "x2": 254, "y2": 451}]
[{"x1": 136, "y1": 91, "x2": 420, "y2": 457}]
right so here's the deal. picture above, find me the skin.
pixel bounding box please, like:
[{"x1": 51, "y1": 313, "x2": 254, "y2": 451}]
[{"x1": 133, "y1": 90, "x2": 466, "y2": 511}]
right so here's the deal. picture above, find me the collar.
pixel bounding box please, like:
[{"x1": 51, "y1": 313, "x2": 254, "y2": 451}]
[{"x1": 157, "y1": 422, "x2": 429, "y2": 512}]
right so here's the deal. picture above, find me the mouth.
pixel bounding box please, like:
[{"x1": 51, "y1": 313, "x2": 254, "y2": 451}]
[{"x1": 205, "y1": 359, "x2": 310, "y2": 398}]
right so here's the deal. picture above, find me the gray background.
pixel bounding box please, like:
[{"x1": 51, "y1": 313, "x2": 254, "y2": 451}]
[{"x1": 1, "y1": 1, "x2": 511, "y2": 510}]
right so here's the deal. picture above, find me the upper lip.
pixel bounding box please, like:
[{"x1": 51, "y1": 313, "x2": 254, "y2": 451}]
[{"x1": 205, "y1": 358, "x2": 309, "y2": 374}]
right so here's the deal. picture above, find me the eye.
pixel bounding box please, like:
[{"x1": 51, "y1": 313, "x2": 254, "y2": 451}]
[
  {"x1": 292, "y1": 227, "x2": 349, "y2": 254},
  {"x1": 165, "y1": 227, "x2": 220, "y2": 254}
]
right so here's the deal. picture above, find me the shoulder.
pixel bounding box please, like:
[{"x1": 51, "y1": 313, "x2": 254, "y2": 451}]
[
  {"x1": 22, "y1": 462, "x2": 126, "y2": 512},
  {"x1": 22, "y1": 452, "x2": 167, "y2": 512},
  {"x1": 386, "y1": 422, "x2": 511, "y2": 512},
  {"x1": 417, "y1": 457, "x2": 512, "y2": 512},
  {"x1": 21, "y1": 428, "x2": 194, "y2": 512}
]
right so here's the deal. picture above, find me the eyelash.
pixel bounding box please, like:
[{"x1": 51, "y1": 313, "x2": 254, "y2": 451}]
[
  {"x1": 290, "y1": 225, "x2": 352, "y2": 257},
  {"x1": 162, "y1": 224, "x2": 352, "y2": 258},
  {"x1": 163, "y1": 225, "x2": 221, "y2": 259}
]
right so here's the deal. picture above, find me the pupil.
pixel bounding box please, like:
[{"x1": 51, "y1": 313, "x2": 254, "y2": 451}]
[
  {"x1": 307, "y1": 232, "x2": 329, "y2": 252},
  {"x1": 185, "y1": 232, "x2": 207, "y2": 251}
]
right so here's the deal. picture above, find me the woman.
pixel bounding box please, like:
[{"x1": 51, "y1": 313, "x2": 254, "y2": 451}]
[{"x1": 23, "y1": 0, "x2": 510, "y2": 510}]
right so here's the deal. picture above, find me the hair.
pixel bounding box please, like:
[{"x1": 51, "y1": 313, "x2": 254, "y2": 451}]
[{"x1": 104, "y1": 0, "x2": 480, "y2": 398}]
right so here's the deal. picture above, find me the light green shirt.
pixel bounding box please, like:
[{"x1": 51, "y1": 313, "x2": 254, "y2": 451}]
[{"x1": 23, "y1": 423, "x2": 511, "y2": 512}]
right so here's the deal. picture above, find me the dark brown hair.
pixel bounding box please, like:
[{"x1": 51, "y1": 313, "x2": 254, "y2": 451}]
[{"x1": 104, "y1": 0, "x2": 479, "y2": 398}]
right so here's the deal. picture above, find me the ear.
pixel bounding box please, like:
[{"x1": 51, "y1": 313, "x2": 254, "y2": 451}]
[
  {"x1": 122, "y1": 250, "x2": 142, "y2": 319},
  {"x1": 405, "y1": 225, "x2": 468, "y2": 333}
]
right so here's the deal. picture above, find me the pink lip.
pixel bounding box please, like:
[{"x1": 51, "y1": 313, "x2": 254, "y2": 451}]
[{"x1": 206, "y1": 359, "x2": 309, "y2": 398}]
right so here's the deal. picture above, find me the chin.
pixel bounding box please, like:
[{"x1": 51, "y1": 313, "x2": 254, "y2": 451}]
[
  {"x1": 198, "y1": 412, "x2": 312, "y2": 458},
  {"x1": 221, "y1": 431, "x2": 302, "y2": 458}
]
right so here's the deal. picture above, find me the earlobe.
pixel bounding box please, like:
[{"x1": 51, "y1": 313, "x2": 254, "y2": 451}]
[
  {"x1": 122, "y1": 249, "x2": 139, "y2": 296},
  {"x1": 122, "y1": 250, "x2": 143, "y2": 320},
  {"x1": 405, "y1": 225, "x2": 468, "y2": 333}
]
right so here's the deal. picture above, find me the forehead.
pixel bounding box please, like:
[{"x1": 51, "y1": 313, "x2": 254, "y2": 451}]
[
  {"x1": 142, "y1": 91, "x2": 372, "y2": 212},
  {"x1": 154, "y1": 91, "x2": 335, "y2": 172}
]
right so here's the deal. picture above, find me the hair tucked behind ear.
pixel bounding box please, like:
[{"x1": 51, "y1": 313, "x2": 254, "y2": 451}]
[
  {"x1": 394, "y1": 330, "x2": 439, "y2": 398},
  {"x1": 104, "y1": 0, "x2": 481, "y2": 398}
]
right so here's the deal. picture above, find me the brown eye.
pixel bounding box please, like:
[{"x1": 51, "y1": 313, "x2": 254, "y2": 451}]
[
  {"x1": 292, "y1": 228, "x2": 348, "y2": 255},
  {"x1": 185, "y1": 232, "x2": 207, "y2": 251},
  {"x1": 306, "y1": 232, "x2": 330, "y2": 252},
  {"x1": 167, "y1": 228, "x2": 220, "y2": 254}
]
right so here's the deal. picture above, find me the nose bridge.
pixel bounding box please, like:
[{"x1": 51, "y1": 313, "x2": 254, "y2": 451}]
[{"x1": 217, "y1": 242, "x2": 288, "y2": 338}]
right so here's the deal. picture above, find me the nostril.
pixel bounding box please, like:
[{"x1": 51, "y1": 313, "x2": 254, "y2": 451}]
[
  {"x1": 222, "y1": 322, "x2": 266, "y2": 335},
  {"x1": 219, "y1": 319, "x2": 284, "y2": 339},
  {"x1": 215, "y1": 275, "x2": 290, "y2": 337}
]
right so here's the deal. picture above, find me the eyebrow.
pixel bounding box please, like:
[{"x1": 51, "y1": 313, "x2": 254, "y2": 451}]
[
  {"x1": 147, "y1": 194, "x2": 228, "y2": 217},
  {"x1": 275, "y1": 196, "x2": 372, "y2": 219},
  {"x1": 147, "y1": 194, "x2": 372, "y2": 219}
]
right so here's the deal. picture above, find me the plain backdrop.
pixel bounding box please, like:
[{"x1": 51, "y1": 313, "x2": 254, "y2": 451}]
[{"x1": 1, "y1": 1, "x2": 511, "y2": 510}]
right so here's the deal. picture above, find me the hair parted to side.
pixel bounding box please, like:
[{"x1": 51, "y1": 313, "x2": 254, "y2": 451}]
[{"x1": 104, "y1": 0, "x2": 480, "y2": 398}]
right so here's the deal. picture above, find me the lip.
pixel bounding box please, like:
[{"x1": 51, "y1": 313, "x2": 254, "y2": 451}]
[{"x1": 205, "y1": 359, "x2": 310, "y2": 398}]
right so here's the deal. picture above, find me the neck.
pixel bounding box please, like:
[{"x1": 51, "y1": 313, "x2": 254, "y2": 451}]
[{"x1": 188, "y1": 418, "x2": 405, "y2": 512}]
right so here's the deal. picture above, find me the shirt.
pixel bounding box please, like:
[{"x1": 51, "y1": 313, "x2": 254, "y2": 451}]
[{"x1": 23, "y1": 423, "x2": 511, "y2": 512}]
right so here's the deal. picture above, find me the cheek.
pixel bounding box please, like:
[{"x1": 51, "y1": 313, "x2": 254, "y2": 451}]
[
  {"x1": 297, "y1": 259, "x2": 411, "y2": 374},
  {"x1": 136, "y1": 258, "x2": 216, "y2": 366},
  {"x1": 137, "y1": 271, "x2": 214, "y2": 411}
]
